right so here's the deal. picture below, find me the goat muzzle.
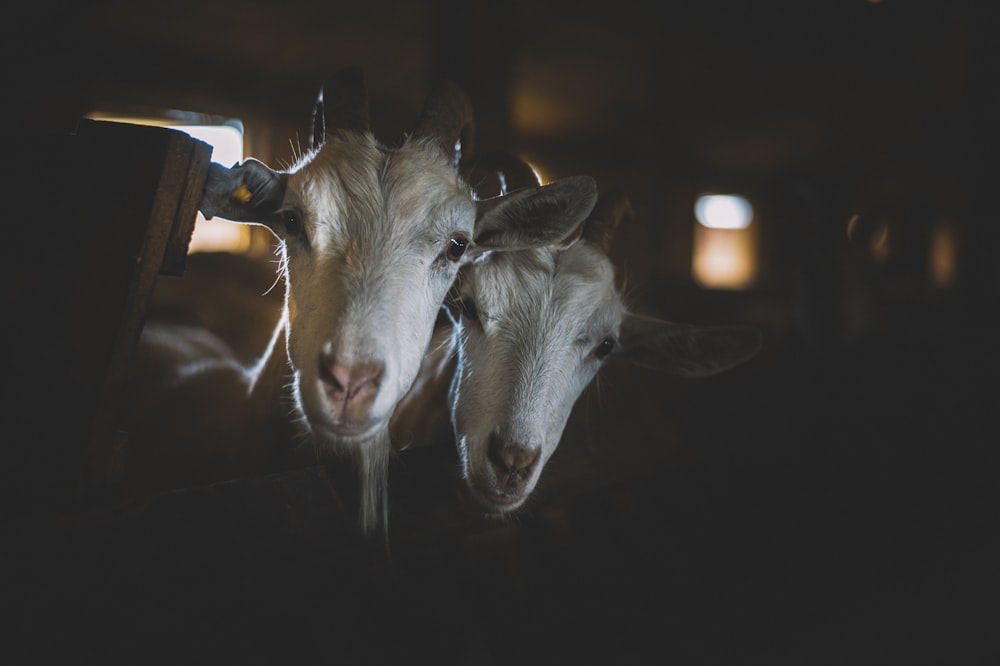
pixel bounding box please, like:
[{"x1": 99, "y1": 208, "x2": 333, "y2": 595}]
[{"x1": 487, "y1": 437, "x2": 540, "y2": 493}]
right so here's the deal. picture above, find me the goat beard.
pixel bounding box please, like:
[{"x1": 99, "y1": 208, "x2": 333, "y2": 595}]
[
  {"x1": 350, "y1": 430, "x2": 392, "y2": 538},
  {"x1": 307, "y1": 427, "x2": 392, "y2": 539}
]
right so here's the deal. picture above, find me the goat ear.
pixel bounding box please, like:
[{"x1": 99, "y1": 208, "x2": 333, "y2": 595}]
[
  {"x1": 470, "y1": 175, "x2": 598, "y2": 253},
  {"x1": 613, "y1": 313, "x2": 762, "y2": 377},
  {"x1": 413, "y1": 80, "x2": 475, "y2": 167},
  {"x1": 314, "y1": 67, "x2": 370, "y2": 146},
  {"x1": 199, "y1": 159, "x2": 287, "y2": 224}
]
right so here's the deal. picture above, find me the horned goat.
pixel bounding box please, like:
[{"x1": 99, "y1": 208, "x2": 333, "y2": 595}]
[
  {"x1": 122, "y1": 70, "x2": 598, "y2": 535},
  {"x1": 394, "y1": 154, "x2": 762, "y2": 515}
]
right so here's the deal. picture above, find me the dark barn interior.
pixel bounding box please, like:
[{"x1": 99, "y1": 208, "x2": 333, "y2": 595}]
[{"x1": 3, "y1": 1, "x2": 999, "y2": 663}]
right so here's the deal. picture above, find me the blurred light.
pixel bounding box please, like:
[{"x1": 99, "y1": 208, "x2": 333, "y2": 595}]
[
  {"x1": 85, "y1": 111, "x2": 249, "y2": 255},
  {"x1": 929, "y1": 223, "x2": 957, "y2": 287},
  {"x1": 870, "y1": 223, "x2": 891, "y2": 263},
  {"x1": 526, "y1": 161, "x2": 546, "y2": 185},
  {"x1": 846, "y1": 213, "x2": 861, "y2": 241},
  {"x1": 515, "y1": 154, "x2": 551, "y2": 185},
  {"x1": 692, "y1": 225, "x2": 756, "y2": 289},
  {"x1": 695, "y1": 194, "x2": 753, "y2": 229},
  {"x1": 512, "y1": 88, "x2": 600, "y2": 137}
]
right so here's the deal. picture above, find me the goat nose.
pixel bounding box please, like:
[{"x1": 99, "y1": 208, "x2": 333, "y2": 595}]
[
  {"x1": 320, "y1": 359, "x2": 384, "y2": 402},
  {"x1": 488, "y1": 436, "x2": 540, "y2": 491}
]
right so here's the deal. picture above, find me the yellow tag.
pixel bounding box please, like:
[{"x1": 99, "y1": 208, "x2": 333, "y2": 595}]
[{"x1": 230, "y1": 184, "x2": 252, "y2": 203}]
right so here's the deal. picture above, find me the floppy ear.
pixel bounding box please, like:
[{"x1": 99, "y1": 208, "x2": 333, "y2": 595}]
[
  {"x1": 198, "y1": 159, "x2": 287, "y2": 224},
  {"x1": 614, "y1": 313, "x2": 762, "y2": 377},
  {"x1": 468, "y1": 175, "x2": 598, "y2": 256}
]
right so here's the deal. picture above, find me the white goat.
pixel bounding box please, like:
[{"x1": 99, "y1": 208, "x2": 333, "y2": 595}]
[
  {"x1": 395, "y1": 154, "x2": 763, "y2": 515},
  {"x1": 122, "y1": 70, "x2": 598, "y2": 535}
]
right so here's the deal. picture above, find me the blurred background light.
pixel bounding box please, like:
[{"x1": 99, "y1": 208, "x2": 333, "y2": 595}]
[
  {"x1": 929, "y1": 223, "x2": 958, "y2": 288},
  {"x1": 691, "y1": 192, "x2": 757, "y2": 290},
  {"x1": 695, "y1": 194, "x2": 753, "y2": 230},
  {"x1": 870, "y1": 222, "x2": 891, "y2": 263}
]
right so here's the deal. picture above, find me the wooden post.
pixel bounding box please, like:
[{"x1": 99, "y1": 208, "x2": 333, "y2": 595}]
[{"x1": 1, "y1": 119, "x2": 212, "y2": 510}]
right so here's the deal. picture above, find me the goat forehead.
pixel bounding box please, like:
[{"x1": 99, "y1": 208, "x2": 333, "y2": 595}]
[
  {"x1": 290, "y1": 134, "x2": 474, "y2": 245},
  {"x1": 384, "y1": 139, "x2": 470, "y2": 221},
  {"x1": 473, "y1": 246, "x2": 620, "y2": 320}
]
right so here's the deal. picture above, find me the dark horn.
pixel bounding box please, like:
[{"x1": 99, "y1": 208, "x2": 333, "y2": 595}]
[
  {"x1": 309, "y1": 88, "x2": 326, "y2": 150},
  {"x1": 313, "y1": 66, "x2": 370, "y2": 145},
  {"x1": 461, "y1": 151, "x2": 540, "y2": 198},
  {"x1": 413, "y1": 80, "x2": 475, "y2": 167}
]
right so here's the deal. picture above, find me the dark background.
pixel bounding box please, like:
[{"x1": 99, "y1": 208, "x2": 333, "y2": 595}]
[{"x1": 3, "y1": 1, "x2": 999, "y2": 663}]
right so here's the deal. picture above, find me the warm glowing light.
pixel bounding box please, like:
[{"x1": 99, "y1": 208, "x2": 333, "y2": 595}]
[
  {"x1": 929, "y1": 223, "x2": 957, "y2": 287},
  {"x1": 513, "y1": 154, "x2": 549, "y2": 185},
  {"x1": 692, "y1": 225, "x2": 756, "y2": 290},
  {"x1": 846, "y1": 213, "x2": 861, "y2": 241},
  {"x1": 526, "y1": 162, "x2": 546, "y2": 185},
  {"x1": 695, "y1": 194, "x2": 753, "y2": 229},
  {"x1": 870, "y1": 223, "x2": 891, "y2": 263},
  {"x1": 512, "y1": 89, "x2": 599, "y2": 137}
]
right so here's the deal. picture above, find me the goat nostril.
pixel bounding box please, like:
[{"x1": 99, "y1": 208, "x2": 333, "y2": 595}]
[
  {"x1": 320, "y1": 360, "x2": 384, "y2": 400},
  {"x1": 488, "y1": 438, "x2": 540, "y2": 474},
  {"x1": 319, "y1": 362, "x2": 344, "y2": 393}
]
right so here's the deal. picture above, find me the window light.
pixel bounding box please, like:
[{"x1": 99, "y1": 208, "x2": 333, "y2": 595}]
[
  {"x1": 85, "y1": 110, "x2": 249, "y2": 254},
  {"x1": 691, "y1": 192, "x2": 757, "y2": 290}
]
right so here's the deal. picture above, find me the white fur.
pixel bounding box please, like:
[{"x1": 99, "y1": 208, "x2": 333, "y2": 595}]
[
  {"x1": 450, "y1": 241, "x2": 624, "y2": 512},
  {"x1": 446, "y1": 197, "x2": 761, "y2": 515},
  {"x1": 124, "y1": 130, "x2": 597, "y2": 536},
  {"x1": 127, "y1": 131, "x2": 471, "y2": 534}
]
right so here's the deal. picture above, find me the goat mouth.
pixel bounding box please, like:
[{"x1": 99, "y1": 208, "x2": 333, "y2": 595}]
[
  {"x1": 320, "y1": 419, "x2": 384, "y2": 441},
  {"x1": 468, "y1": 484, "x2": 526, "y2": 512}
]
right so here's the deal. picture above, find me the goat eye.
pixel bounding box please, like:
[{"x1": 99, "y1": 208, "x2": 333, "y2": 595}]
[
  {"x1": 282, "y1": 209, "x2": 303, "y2": 236},
  {"x1": 445, "y1": 236, "x2": 468, "y2": 262},
  {"x1": 593, "y1": 337, "x2": 616, "y2": 360},
  {"x1": 460, "y1": 298, "x2": 480, "y2": 322}
]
